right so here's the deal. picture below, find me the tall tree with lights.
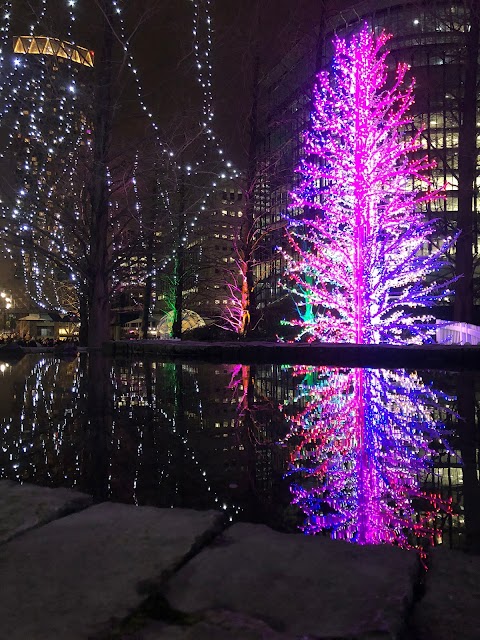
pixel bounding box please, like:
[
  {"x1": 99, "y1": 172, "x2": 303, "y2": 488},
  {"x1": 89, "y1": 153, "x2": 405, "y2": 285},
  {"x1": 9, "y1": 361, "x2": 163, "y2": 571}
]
[
  {"x1": 284, "y1": 25, "x2": 455, "y2": 344},
  {"x1": 0, "y1": 0, "x2": 236, "y2": 346}
]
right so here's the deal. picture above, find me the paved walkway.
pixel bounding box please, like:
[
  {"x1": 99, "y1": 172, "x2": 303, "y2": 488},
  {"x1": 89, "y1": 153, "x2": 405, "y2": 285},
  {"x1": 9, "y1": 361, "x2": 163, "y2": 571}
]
[{"x1": 0, "y1": 480, "x2": 478, "y2": 639}]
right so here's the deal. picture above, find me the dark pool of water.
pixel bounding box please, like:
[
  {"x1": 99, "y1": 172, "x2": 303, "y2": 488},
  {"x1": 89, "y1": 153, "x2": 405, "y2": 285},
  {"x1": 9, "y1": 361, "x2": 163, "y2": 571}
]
[{"x1": 1, "y1": 353, "x2": 478, "y2": 554}]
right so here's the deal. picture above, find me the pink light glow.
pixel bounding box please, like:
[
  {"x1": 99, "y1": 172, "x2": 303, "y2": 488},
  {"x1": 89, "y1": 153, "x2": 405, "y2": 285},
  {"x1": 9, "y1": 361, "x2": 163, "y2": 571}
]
[
  {"x1": 283, "y1": 366, "x2": 453, "y2": 554},
  {"x1": 283, "y1": 25, "x2": 456, "y2": 344}
]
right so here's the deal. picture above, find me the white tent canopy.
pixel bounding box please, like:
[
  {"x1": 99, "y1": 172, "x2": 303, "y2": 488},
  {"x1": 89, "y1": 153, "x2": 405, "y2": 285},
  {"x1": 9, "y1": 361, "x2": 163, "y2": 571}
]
[{"x1": 156, "y1": 310, "x2": 205, "y2": 335}]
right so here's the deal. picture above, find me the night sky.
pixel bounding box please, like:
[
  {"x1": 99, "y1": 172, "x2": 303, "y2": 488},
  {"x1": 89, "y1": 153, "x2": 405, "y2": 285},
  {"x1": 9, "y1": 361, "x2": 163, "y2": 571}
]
[
  {"x1": 117, "y1": 0, "x2": 328, "y2": 165},
  {"x1": 9, "y1": 0, "x2": 345, "y2": 165}
]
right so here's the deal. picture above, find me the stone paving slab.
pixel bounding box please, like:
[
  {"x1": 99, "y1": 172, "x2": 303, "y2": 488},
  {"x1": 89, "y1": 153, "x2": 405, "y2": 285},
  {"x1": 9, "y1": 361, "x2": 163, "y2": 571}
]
[
  {"x1": 412, "y1": 547, "x2": 480, "y2": 640},
  {"x1": 0, "y1": 479, "x2": 92, "y2": 543},
  {"x1": 165, "y1": 522, "x2": 420, "y2": 640},
  {"x1": 0, "y1": 502, "x2": 224, "y2": 640},
  {"x1": 120, "y1": 611, "x2": 288, "y2": 639}
]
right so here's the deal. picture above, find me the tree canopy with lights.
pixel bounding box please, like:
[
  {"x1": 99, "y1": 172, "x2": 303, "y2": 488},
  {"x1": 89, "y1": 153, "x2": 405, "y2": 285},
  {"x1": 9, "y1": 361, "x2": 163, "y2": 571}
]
[
  {"x1": 283, "y1": 25, "x2": 455, "y2": 344},
  {"x1": 0, "y1": 1, "x2": 236, "y2": 346}
]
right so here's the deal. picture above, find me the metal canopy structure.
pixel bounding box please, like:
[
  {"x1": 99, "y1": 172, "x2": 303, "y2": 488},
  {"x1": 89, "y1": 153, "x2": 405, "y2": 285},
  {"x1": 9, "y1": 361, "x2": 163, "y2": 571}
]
[{"x1": 13, "y1": 36, "x2": 94, "y2": 68}]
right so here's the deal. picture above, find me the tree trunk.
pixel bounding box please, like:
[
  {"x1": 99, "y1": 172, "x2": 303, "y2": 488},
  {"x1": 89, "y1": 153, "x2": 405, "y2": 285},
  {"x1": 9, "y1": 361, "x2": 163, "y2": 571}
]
[
  {"x1": 78, "y1": 287, "x2": 89, "y2": 347},
  {"x1": 140, "y1": 270, "x2": 153, "y2": 340},
  {"x1": 141, "y1": 167, "x2": 160, "y2": 340},
  {"x1": 240, "y1": 50, "x2": 260, "y2": 337},
  {"x1": 171, "y1": 242, "x2": 184, "y2": 338},
  {"x1": 87, "y1": 0, "x2": 115, "y2": 349},
  {"x1": 140, "y1": 226, "x2": 154, "y2": 340},
  {"x1": 171, "y1": 167, "x2": 186, "y2": 339},
  {"x1": 454, "y1": 2, "x2": 479, "y2": 322},
  {"x1": 456, "y1": 372, "x2": 480, "y2": 553}
]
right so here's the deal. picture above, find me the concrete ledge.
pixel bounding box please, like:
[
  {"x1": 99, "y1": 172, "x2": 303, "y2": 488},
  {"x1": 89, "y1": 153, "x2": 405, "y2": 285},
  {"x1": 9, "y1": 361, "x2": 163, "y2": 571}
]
[
  {"x1": 2, "y1": 482, "x2": 479, "y2": 640},
  {"x1": 105, "y1": 339, "x2": 480, "y2": 370},
  {"x1": 0, "y1": 503, "x2": 224, "y2": 640},
  {"x1": 412, "y1": 547, "x2": 480, "y2": 640}
]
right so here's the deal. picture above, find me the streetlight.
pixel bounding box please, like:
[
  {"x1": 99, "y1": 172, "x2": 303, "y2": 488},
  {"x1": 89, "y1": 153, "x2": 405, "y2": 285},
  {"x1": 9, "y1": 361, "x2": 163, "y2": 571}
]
[{"x1": 0, "y1": 291, "x2": 13, "y2": 333}]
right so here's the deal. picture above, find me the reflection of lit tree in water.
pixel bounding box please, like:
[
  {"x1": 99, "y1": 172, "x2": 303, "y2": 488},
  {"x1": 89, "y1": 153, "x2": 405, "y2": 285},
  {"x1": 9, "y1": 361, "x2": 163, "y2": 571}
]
[
  {"x1": 456, "y1": 372, "x2": 480, "y2": 552},
  {"x1": 0, "y1": 354, "x2": 113, "y2": 499},
  {"x1": 283, "y1": 367, "x2": 453, "y2": 554},
  {"x1": 228, "y1": 364, "x2": 283, "y2": 447},
  {"x1": 0, "y1": 355, "x2": 83, "y2": 485},
  {"x1": 0, "y1": 356, "x2": 244, "y2": 517},
  {"x1": 228, "y1": 364, "x2": 290, "y2": 526}
]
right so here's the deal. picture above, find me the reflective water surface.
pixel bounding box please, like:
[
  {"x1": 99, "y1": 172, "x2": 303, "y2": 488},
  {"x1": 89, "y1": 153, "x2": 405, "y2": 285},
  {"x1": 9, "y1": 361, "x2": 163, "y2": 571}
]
[{"x1": 1, "y1": 353, "x2": 479, "y2": 555}]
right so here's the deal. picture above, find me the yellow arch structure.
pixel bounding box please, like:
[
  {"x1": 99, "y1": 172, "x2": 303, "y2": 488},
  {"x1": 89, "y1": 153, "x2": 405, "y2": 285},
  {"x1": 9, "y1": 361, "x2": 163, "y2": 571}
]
[{"x1": 13, "y1": 36, "x2": 94, "y2": 68}]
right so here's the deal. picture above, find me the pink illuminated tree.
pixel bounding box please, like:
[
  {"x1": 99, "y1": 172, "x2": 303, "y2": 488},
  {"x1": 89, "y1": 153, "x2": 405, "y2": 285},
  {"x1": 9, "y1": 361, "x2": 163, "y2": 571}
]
[{"x1": 283, "y1": 25, "x2": 455, "y2": 344}]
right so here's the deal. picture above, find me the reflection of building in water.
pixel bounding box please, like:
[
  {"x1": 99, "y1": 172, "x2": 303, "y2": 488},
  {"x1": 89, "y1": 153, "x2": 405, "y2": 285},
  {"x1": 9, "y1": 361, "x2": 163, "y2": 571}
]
[
  {"x1": 422, "y1": 448, "x2": 463, "y2": 546},
  {"x1": 111, "y1": 360, "x2": 247, "y2": 508},
  {"x1": 192, "y1": 364, "x2": 249, "y2": 490},
  {"x1": 220, "y1": 364, "x2": 291, "y2": 524},
  {"x1": 111, "y1": 359, "x2": 288, "y2": 518},
  {"x1": 421, "y1": 371, "x2": 480, "y2": 551},
  {"x1": 111, "y1": 362, "x2": 292, "y2": 526},
  {"x1": 240, "y1": 364, "x2": 296, "y2": 521},
  {"x1": 196, "y1": 362, "x2": 287, "y2": 521}
]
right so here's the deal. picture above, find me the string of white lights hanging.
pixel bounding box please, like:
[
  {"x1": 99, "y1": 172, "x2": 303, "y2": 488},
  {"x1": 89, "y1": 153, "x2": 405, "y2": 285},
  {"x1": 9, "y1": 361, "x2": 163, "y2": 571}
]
[
  {"x1": 0, "y1": 0, "x2": 241, "y2": 311},
  {"x1": 111, "y1": 0, "x2": 239, "y2": 275},
  {"x1": 0, "y1": 1, "x2": 89, "y2": 311},
  {"x1": 0, "y1": 4, "x2": 48, "y2": 305}
]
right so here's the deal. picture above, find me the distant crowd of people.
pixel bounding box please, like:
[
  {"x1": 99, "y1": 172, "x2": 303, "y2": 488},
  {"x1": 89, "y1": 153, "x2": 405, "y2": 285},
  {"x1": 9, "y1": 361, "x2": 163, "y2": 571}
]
[{"x1": 0, "y1": 333, "x2": 79, "y2": 348}]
